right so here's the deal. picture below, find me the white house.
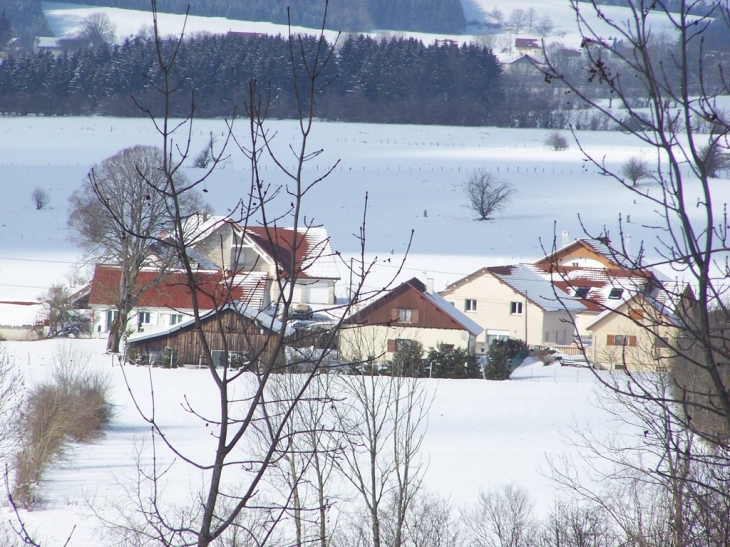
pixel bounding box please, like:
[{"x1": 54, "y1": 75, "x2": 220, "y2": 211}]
[{"x1": 439, "y1": 264, "x2": 585, "y2": 353}]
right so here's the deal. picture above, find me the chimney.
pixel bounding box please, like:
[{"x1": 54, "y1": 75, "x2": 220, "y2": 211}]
[
  {"x1": 561, "y1": 230, "x2": 570, "y2": 247},
  {"x1": 426, "y1": 278, "x2": 435, "y2": 294}
]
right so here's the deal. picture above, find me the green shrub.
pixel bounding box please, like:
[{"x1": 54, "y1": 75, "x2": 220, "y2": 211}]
[
  {"x1": 485, "y1": 339, "x2": 527, "y2": 380},
  {"x1": 425, "y1": 344, "x2": 480, "y2": 379}
]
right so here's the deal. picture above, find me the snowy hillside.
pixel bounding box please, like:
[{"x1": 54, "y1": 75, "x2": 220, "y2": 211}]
[{"x1": 41, "y1": 0, "x2": 695, "y2": 55}]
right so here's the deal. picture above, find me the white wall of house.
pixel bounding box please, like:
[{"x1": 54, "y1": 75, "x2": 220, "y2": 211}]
[
  {"x1": 339, "y1": 324, "x2": 472, "y2": 362},
  {"x1": 441, "y1": 274, "x2": 551, "y2": 348},
  {"x1": 91, "y1": 306, "x2": 192, "y2": 338}
]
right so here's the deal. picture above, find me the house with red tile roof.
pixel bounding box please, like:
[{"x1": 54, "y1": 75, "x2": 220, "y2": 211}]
[
  {"x1": 88, "y1": 215, "x2": 341, "y2": 337},
  {"x1": 532, "y1": 237, "x2": 667, "y2": 338},
  {"x1": 88, "y1": 265, "x2": 269, "y2": 335},
  {"x1": 182, "y1": 215, "x2": 340, "y2": 306}
]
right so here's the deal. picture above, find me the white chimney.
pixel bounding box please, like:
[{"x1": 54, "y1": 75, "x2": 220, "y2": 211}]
[
  {"x1": 426, "y1": 278, "x2": 435, "y2": 294},
  {"x1": 561, "y1": 230, "x2": 570, "y2": 247}
]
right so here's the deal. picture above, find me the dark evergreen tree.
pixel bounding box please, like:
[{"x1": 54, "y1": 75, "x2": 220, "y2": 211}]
[
  {"x1": 484, "y1": 339, "x2": 527, "y2": 381},
  {"x1": 425, "y1": 344, "x2": 480, "y2": 379}
]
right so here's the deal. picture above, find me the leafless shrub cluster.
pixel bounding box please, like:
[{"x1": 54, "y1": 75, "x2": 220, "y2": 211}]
[
  {"x1": 545, "y1": 131, "x2": 569, "y2": 151},
  {"x1": 12, "y1": 346, "x2": 112, "y2": 507},
  {"x1": 31, "y1": 187, "x2": 49, "y2": 210}
]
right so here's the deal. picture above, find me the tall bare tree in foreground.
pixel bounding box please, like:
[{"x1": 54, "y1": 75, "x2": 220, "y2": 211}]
[
  {"x1": 333, "y1": 360, "x2": 431, "y2": 547},
  {"x1": 540, "y1": 0, "x2": 730, "y2": 540},
  {"x1": 88, "y1": 1, "x2": 406, "y2": 546}
]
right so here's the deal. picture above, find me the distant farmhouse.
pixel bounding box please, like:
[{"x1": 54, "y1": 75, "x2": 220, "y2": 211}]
[{"x1": 86, "y1": 216, "x2": 340, "y2": 353}]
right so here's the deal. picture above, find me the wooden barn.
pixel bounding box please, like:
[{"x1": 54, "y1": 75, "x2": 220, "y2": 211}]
[{"x1": 126, "y1": 302, "x2": 292, "y2": 367}]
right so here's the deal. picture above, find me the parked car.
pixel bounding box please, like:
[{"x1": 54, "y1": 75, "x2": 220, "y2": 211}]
[{"x1": 290, "y1": 304, "x2": 313, "y2": 320}]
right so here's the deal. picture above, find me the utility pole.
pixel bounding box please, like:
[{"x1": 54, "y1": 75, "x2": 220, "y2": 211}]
[{"x1": 524, "y1": 290, "x2": 528, "y2": 346}]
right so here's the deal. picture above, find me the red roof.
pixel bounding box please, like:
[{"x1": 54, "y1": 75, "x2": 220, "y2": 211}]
[
  {"x1": 246, "y1": 226, "x2": 339, "y2": 280},
  {"x1": 88, "y1": 265, "x2": 268, "y2": 311},
  {"x1": 515, "y1": 38, "x2": 540, "y2": 49}
]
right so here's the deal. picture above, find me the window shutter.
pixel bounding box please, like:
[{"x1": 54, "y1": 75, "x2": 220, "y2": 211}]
[
  {"x1": 629, "y1": 336, "x2": 637, "y2": 347},
  {"x1": 607, "y1": 335, "x2": 615, "y2": 346},
  {"x1": 391, "y1": 308, "x2": 398, "y2": 321},
  {"x1": 412, "y1": 309, "x2": 420, "y2": 323},
  {"x1": 387, "y1": 339, "x2": 396, "y2": 352}
]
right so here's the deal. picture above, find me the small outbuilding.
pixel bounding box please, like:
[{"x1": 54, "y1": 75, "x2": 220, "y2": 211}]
[{"x1": 126, "y1": 301, "x2": 292, "y2": 367}]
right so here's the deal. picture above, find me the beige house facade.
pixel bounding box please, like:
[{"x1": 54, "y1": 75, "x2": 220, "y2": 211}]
[
  {"x1": 439, "y1": 264, "x2": 585, "y2": 354},
  {"x1": 340, "y1": 278, "x2": 483, "y2": 363},
  {"x1": 587, "y1": 296, "x2": 678, "y2": 372}
]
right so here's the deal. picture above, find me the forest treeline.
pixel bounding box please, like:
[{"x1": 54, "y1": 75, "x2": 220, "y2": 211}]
[
  {"x1": 0, "y1": 34, "x2": 503, "y2": 126},
  {"x1": 49, "y1": 0, "x2": 466, "y2": 34}
]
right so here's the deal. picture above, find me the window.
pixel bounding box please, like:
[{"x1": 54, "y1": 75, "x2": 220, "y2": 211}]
[
  {"x1": 388, "y1": 338, "x2": 418, "y2": 352},
  {"x1": 138, "y1": 311, "x2": 151, "y2": 325},
  {"x1": 395, "y1": 339, "x2": 416, "y2": 351},
  {"x1": 574, "y1": 287, "x2": 590, "y2": 299},
  {"x1": 170, "y1": 313, "x2": 183, "y2": 325},
  {"x1": 654, "y1": 336, "x2": 669, "y2": 349},
  {"x1": 608, "y1": 288, "x2": 624, "y2": 299},
  {"x1": 391, "y1": 308, "x2": 419, "y2": 324},
  {"x1": 510, "y1": 301, "x2": 523, "y2": 315},
  {"x1": 464, "y1": 299, "x2": 477, "y2": 312},
  {"x1": 607, "y1": 334, "x2": 636, "y2": 347},
  {"x1": 105, "y1": 309, "x2": 118, "y2": 332}
]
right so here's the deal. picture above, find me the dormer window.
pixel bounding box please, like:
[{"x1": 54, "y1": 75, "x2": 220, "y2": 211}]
[
  {"x1": 608, "y1": 288, "x2": 624, "y2": 299},
  {"x1": 574, "y1": 287, "x2": 590, "y2": 299}
]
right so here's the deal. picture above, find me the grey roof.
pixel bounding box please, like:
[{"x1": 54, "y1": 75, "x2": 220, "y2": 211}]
[
  {"x1": 127, "y1": 301, "x2": 293, "y2": 344},
  {"x1": 488, "y1": 264, "x2": 586, "y2": 313},
  {"x1": 425, "y1": 291, "x2": 484, "y2": 336}
]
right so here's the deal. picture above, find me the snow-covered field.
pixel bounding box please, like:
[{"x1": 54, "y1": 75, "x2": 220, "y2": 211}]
[
  {"x1": 0, "y1": 2, "x2": 724, "y2": 542},
  {"x1": 1, "y1": 115, "x2": 726, "y2": 304},
  {"x1": 0, "y1": 113, "x2": 722, "y2": 545},
  {"x1": 3, "y1": 338, "x2": 613, "y2": 546}
]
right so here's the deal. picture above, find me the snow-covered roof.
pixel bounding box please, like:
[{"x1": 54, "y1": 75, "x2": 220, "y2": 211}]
[
  {"x1": 585, "y1": 281, "x2": 687, "y2": 331},
  {"x1": 0, "y1": 301, "x2": 43, "y2": 327},
  {"x1": 127, "y1": 301, "x2": 293, "y2": 344},
  {"x1": 425, "y1": 291, "x2": 483, "y2": 336},
  {"x1": 488, "y1": 264, "x2": 586, "y2": 313}
]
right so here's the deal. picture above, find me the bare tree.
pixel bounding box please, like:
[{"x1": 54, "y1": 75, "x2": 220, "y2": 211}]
[
  {"x1": 535, "y1": 15, "x2": 554, "y2": 38},
  {"x1": 537, "y1": 0, "x2": 730, "y2": 536},
  {"x1": 462, "y1": 484, "x2": 538, "y2": 547},
  {"x1": 80, "y1": 12, "x2": 116, "y2": 47},
  {"x1": 464, "y1": 169, "x2": 514, "y2": 221},
  {"x1": 68, "y1": 145, "x2": 208, "y2": 353},
  {"x1": 333, "y1": 363, "x2": 431, "y2": 547},
  {"x1": 525, "y1": 8, "x2": 538, "y2": 33},
  {"x1": 621, "y1": 156, "x2": 651, "y2": 186},
  {"x1": 489, "y1": 7, "x2": 504, "y2": 26},
  {"x1": 83, "y1": 1, "x2": 407, "y2": 546},
  {"x1": 31, "y1": 188, "x2": 49, "y2": 210},
  {"x1": 699, "y1": 142, "x2": 730, "y2": 178},
  {"x1": 506, "y1": 9, "x2": 527, "y2": 34}
]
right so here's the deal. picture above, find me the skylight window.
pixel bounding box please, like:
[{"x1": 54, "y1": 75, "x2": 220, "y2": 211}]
[
  {"x1": 574, "y1": 287, "x2": 590, "y2": 299},
  {"x1": 608, "y1": 288, "x2": 624, "y2": 299}
]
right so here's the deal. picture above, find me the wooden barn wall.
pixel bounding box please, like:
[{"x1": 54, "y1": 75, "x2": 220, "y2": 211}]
[
  {"x1": 355, "y1": 286, "x2": 462, "y2": 330},
  {"x1": 130, "y1": 309, "x2": 277, "y2": 365}
]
